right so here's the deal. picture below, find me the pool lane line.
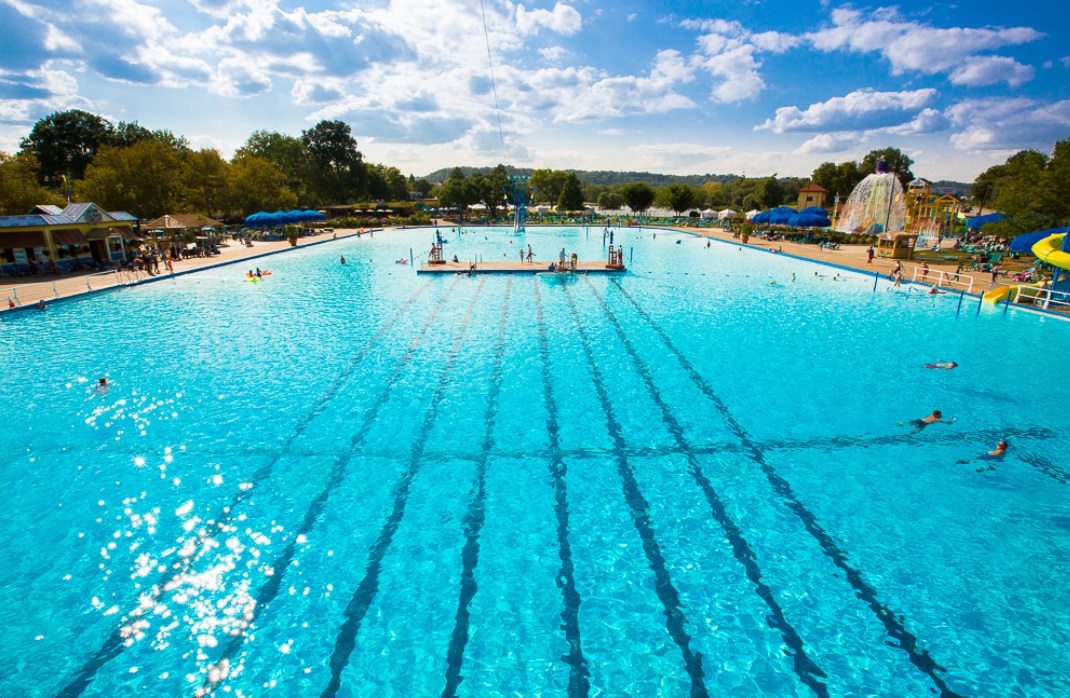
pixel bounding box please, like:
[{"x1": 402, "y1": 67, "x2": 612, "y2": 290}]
[
  {"x1": 441, "y1": 278, "x2": 513, "y2": 698},
  {"x1": 321, "y1": 277, "x2": 486, "y2": 698},
  {"x1": 561, "y1": 284, "x2": 710, "y2": 698},
  {"x1": 583, "y1": 278, "x2": 830, "y2": 697},
  {"x1": 53, "y1": 278, "x2": 435, "y2": 698},
  {"x1": 422, "y1": 423, "x2": 1059, "y2": 475},
  {"x1": 532, "y1": 279, "x2": 591, "y2": 698},
  {"x1": 198, "y1": 278, "x2": 467, "y2": 694},
  {"x1": 609, "y1": 279, "x2": 967, "y2": 698}
]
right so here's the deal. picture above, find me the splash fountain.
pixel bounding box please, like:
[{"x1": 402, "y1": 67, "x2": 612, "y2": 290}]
[{"x1": 834, "y1": 161, "x2": 906, "y2": 235}]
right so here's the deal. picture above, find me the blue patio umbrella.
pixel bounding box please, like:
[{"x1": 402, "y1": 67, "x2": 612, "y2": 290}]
[
  {"x1": 788, "y1": 212, "x2": 832, "y2": 228},
  {"x1": 1010, "y1": 227, "x2": 1067, "y2": 253},
  {"x1": 966, "y1": 212, "x2": 1006, "y2": 230},
  {"x1": 301, "y1": 209, "x2": 326, "y2": 221},
  {"x1": 798, "y1": 206, "x2": 829, "y2": 216},
  {"x1": 287, "y1": 209, "x2": 307, "y2": 222}
]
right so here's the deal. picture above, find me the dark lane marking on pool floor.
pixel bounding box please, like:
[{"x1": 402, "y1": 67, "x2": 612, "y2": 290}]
[
  {"x1": 441, "y1": 278, "x2": 512, "y2": 698},
  {"x1": 562, "y1": 285, "x2": 710, "y2": 698},
  {"x1": 533, "y1": 280, "x2": 591, "y2": 698},
  {"x1": 201, "y1": 279, "x2": 468, "y2": 694},
  {"x1": 610, "y1": 279, "x2": 966, "y2": 698},
  {"x1": 54, "y1": 278, "x2": 436, "y2": 698},
  {"x1": 584, "y1": 278, "x2": 830, "y2": 698},
  {"x1": 321, "y1": 279, "x2": 486, "y2": 698}
]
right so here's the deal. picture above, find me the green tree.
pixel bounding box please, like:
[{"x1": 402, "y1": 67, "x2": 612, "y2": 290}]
[
  {"x1": 755, "y1": 176, "x2": 783, "y2": 209},
  {"x1": 556, "y1": 172, "x2": 585, "y2": 212},
  {"x1": 665, "y1": 183, "x2": 695, "y2": 215},
  {"x1": 111, "y1": 121, "x2": 190, "y2": 151},
  {"x1": 437, "y1": 168, "x2": 478, "y2": 211},
  {"x1": 811, "y1": 161, "x2": 864, "y2": 201},
  {"x1": 410, "y1": 175, "x2": 433, "y2": 197},
  {"x1": 860, "y1": 147, "x2": 915, "y2": 189},
  {"x1": 620, "y1": 181, "x2": 655, "y2": 216},
  {"x1": 1038, "y1": 138, "x2": 1070, "y2": 223},
  {"x1": 228, "y1": 156, "x2": 297, "y2": 214},
  {"x1": 301, "y1": 120, "x2": 364, "y2": 204},
  {"x1": 597, "y1": 191, "x2": 625, "y2": 210},
  {"x1": 0, "y1": 152, "x2": 66, "y2": 215},
  {"x1": 183, "y1": 149, "x2": 230, "y2": 217},
  {"x1": 236, "y1": 130, "x2": 309, "y2": 199},
  {"x1": 530, "y1": 168, "x2": 567, "y2": 205},
  {"x1": 78, "y1": 141, "x2": 188, "y2": 217},
  {"x1": 19, "y1": 109, "x2": 114, "y2": 186}
]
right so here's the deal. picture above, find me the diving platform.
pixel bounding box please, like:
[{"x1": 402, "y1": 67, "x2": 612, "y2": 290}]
[{"x1": 417, "y1": 261, "x2": 626, "y2": 275}]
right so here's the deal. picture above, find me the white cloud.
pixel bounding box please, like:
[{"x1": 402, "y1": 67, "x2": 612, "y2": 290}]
[
  {"x1": 808, "y1": 7, "x2": 1042, "y2": 86},
  {"x1": 758, "y1": 88, "x2": 937, "y2": 133},
  {"x1": 514, "y1": 3, "x2": 582, "y2": 37},
  {"x1": 684, "y1": 18, "x2": 801, "y2": 103},
  {"x1": 629, "y1": 142, "x2": 734, "y2": 170},
  {"x1": 948, "y1": 97, "x2": 1070, "y2": 152},
  {"x1": 795, "y1": 132, "x2": 860, "y2": 154},
  {"x1": 1061, "y1": 56, "x2": 1070, "y2": 67},
  {"x1": 949, "y1": 55, "x2": 1033, "y2": 87},
  {"x1": 627, "y1": 13, "x2": 636, "y2": 22},
  {"x1": 538, "y1": 46, "x2": 567, "y2": 62},
  {"x1": 541, "y1": 50, "x2": 696, "y2": 122}
]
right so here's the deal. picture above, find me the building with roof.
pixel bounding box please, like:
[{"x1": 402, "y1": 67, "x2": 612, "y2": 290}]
[
  {"x1": 796, "y1": 183, "x2": 828, "y2": 211},
  {"x1": 0, "y1": 202, "x2": 140, "y2": 276}
]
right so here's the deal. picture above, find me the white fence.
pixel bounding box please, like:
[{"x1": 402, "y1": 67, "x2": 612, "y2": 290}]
[
  {"x1": 1, "y1": 269, "x2": 146, "y2": 309},
  {"x1": 912, "y1": 267, "x2": 975, "y2": 294}
]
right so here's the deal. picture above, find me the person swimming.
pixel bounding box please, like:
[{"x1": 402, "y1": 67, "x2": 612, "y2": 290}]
[
  {"x1": 92, "y1": 377, "x2": 109, "y2": 395},
  {"x1": 903, "y1": 410, "x2": 955, "y2": 433},
  {"x1": 957, "y1": 440, "x2": 1008, "y2": 471},
  {"x1": 925, "y1": 361, "x2": 958, "y2": 369}
]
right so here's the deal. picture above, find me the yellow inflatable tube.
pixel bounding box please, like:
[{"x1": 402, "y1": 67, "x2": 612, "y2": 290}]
[{"x1": 1032, "y1": 233, "x2": 1070, "y2": 271}]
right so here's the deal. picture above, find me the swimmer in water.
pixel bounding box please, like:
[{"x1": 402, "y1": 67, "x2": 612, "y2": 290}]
[
  {"x1": 340, "y1": 255, "x2": 346, "y2": 264},
  {"x1": 902, "y1": 410, "x2": 955, "y2": 433},
  {"x1": 925, "y1": 361, "x2": 958, "y2": 370},
  {"x1": 791, "y1": 273, "x2": 796, "y2": 283},
  {"x1": 957, "y1": 441, "x2": 1008, "y2": 471},
  {"x1": 92, "y1": 377, "x2": 109, "y2": 396}
]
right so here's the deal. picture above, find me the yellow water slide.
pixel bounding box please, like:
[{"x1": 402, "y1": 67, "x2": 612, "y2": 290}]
[
  {"x1": 1032, "y1": 232, "x2": 1070, "y2": 271},
  {"x1": 984, "y1": 232, "x2": 1069, "y2": 303}
]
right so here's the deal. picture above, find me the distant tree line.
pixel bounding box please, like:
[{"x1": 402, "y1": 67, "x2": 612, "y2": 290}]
[
  {"x1": 970, "y1": 139, "x2": 1070, "y2": 238},
  {"x1": 0, "y1": 109, "x2": 435, "y2": 219}
]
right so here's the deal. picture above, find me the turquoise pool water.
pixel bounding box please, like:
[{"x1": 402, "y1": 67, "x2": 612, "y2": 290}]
[{"x1": 2, "y1": 226, "x2": 1069, "y2": 698}]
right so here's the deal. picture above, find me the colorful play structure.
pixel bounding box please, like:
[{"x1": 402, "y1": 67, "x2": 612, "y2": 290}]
[{"x1": 983, "y1": 228, "x2": 1070, "y2": 309}]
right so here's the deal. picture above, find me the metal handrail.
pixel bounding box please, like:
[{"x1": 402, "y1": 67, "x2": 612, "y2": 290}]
[
  {"x1": 1012, "y1": 286, "x2": 1070, "y2": 311},
  {"x1": 912, "y1": 267, "x2": 974, "y2": 293},
  {"x1": 2, "y1": 270, "x2": 125, "y2": 308}
]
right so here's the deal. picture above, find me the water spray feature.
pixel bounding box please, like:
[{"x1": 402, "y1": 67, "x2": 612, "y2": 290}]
[{"x1": 834, "y1": 161, "x2": 906, "y2": 235}]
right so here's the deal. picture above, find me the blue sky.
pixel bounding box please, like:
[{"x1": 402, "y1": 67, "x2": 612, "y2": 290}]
[{"x1": 1, "y1": 0, "x2": 1067, "y2": 182}]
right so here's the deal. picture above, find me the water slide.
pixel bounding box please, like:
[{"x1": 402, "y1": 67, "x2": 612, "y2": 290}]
[
  {"x1": 984, "y1": 232, "x2": 1069, "y2": 303},
  {"x1": 1032, "y1": 232, "x2": 1070, "y2": 270}
]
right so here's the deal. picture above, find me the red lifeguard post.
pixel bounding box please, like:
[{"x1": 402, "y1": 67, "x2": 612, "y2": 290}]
[
  {"x1": 428, "y1": 242, "x2": 445, "y2": 265},
  {"x1": 607, "y1": 245, "x2": 624, "y2": 269}
]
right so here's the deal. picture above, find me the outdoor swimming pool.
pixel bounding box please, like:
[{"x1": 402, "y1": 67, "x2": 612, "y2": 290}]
[{"x1": 2, "y1": 226, "x2": 1068, "y2": 698}]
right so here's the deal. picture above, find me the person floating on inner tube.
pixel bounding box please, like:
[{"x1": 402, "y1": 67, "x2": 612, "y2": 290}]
[{"x1": 925, "y1": 361, "x2": 957, "y2": 369}]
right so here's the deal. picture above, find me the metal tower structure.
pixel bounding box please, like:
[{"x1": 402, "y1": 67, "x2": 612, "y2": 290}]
[{"x1": 509, "y1": 175, "x2": 531, "y2": 234}]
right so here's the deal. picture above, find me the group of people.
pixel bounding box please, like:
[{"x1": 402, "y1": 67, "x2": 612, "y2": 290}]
[
  {"x1": 548, "y1": 247, "x2": 579, "y2": 273},
  {"x1": 907, "y1": 360, "x2": 1010, "y2": 471}
]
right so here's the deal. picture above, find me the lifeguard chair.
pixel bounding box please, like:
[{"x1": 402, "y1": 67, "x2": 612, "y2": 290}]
[
  {"x1": 428, "y1": 242, "x2": 445, "y2": 265},
  {"x1": 607, "y1": 245, "x2": 624, "y2": 269}
]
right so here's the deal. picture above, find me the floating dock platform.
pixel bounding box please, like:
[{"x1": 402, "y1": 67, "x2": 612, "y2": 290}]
[{"x1": 417, "y1": 261, "x2": 625, "y2": 275}]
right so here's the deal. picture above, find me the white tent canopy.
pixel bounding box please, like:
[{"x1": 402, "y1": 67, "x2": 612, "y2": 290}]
[
  {"x1": 700, "y1": 208, "x2": 717, "y2": 220},
  {"x1": 718, "y1": 208, "x2": 738, "y2": 220},
  {"x1": 745, "y1": 209, "x2": 760, "y2": 220}
]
